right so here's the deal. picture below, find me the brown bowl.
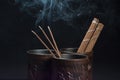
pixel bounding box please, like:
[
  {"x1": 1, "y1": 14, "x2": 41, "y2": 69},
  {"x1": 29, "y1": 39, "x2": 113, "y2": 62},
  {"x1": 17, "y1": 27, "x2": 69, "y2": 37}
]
[
  {"x1": 51, "y1": 54, "x2": 89, "y2": 80},
  {"x1": 27, "y1": 49, "x2": 53, "y2": 80},
  {"x1": 60, "y1": 48, "x2": 93, "y2": 80}
]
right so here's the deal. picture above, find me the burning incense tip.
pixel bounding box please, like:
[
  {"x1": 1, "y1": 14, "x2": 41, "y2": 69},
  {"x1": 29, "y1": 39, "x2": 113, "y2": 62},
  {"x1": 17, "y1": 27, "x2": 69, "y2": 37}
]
[
  {"x1": 39, "y1": 26, "x2": 43, "y2": 30},
  {"x1": 47, "y1": 26, "x2": 50, "y2": 30},
  {"x1": 92, "y1": 18, "x2": 99, "y2": 24},
  {"x1": 31, "y1": 30, "x2": 36, "y2": 35}
]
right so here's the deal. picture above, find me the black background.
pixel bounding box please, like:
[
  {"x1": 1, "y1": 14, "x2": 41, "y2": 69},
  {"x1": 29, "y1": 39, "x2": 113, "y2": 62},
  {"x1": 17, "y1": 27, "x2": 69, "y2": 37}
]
[{"x1": 0, "y1": 0, "x2": 120, "y2": 80}]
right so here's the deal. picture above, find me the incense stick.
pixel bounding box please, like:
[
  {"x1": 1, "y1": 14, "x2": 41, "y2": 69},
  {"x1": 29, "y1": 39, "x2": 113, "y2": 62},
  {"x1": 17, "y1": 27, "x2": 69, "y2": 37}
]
[
  {"x1": 77, "y1": 18, "x2": 99, "y2": 53},
  {"x1": 85, "y1": 23, "x2": 104, "y2": 53},
  {"x1": 31, "y1": 30, "x2": 56, "y2": 58},
  {"x1": 47, "y1": 26, "x2": 61, "y2": 57},
  {"x1": 38, "y1": 26, "x2": 59, "y2": 56}
]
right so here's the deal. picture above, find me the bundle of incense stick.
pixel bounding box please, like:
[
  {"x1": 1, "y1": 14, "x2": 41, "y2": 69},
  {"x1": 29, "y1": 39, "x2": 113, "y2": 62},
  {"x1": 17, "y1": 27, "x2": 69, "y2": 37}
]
[
  {"x1": 77, "y1": 18, "x2": 104, "y2": 53},
  {"x1": 32, "y1": 26, "x2": 61, "y2": 58}
]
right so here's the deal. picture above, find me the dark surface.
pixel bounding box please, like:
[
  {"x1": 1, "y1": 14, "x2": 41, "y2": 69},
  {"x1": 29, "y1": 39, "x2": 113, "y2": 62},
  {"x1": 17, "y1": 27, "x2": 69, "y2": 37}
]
[{"x1": 0, "y1": 0, "x2": 120, "y2": 80}]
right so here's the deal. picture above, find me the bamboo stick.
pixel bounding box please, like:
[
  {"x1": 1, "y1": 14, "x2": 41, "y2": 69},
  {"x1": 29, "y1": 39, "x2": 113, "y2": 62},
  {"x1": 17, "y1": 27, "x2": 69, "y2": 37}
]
[
  {"x1": 38, "y1": 26, "x2": 59, "y2": 56},
  {"x1": 47, "y1": 26, "x2": 61, "y2": 58},
  {"x1": 31, "y1": 30, "x2": 56, "y2": 58}
]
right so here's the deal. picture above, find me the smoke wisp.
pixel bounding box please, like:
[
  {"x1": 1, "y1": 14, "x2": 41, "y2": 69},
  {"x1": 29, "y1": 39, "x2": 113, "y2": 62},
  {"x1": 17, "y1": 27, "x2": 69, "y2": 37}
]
[{"x1": 15, "y1": 0, "x2": 97, "y2": 25}]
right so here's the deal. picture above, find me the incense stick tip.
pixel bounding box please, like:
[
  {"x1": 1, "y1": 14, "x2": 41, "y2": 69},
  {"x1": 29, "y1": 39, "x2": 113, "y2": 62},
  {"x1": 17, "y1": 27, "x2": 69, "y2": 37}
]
[
  {"x1": 31, "y1": 30, "x2": 34, "y2": 33},
  {"x1": 97, "y1": 23, "x2": 104, "y2": 30},
  {"x1": 38, "y1": 25, "x2": 41, "y2": 27},
  {"x1": 38, "y1": 26, "x2": 43, "y2": 30},
  {"x1": 31, "y1": 30, "x2": 36, "y2": 35},
  {"x1": 47, "y1": 26, "x2": 50, "y2": 29},
  {"x1": 93, "y1": 18, "x2": 99, "y2": 23},
  {"x1": 98, "y1": 23, "x2": 104, "y2": 27}
]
